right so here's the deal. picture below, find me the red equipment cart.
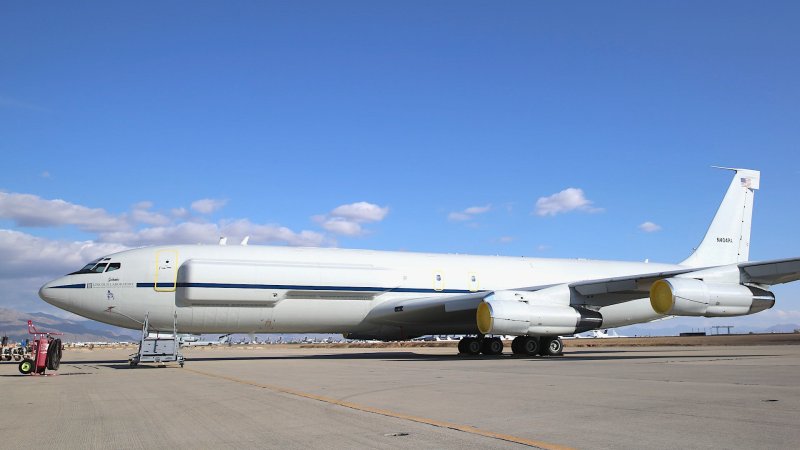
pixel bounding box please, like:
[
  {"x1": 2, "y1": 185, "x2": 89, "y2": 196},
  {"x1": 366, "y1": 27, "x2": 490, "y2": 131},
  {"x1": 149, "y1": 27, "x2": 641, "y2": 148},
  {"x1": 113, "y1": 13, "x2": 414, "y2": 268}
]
[{"x1": 18, "y1": 320, "x2": 63, "y2": 376}]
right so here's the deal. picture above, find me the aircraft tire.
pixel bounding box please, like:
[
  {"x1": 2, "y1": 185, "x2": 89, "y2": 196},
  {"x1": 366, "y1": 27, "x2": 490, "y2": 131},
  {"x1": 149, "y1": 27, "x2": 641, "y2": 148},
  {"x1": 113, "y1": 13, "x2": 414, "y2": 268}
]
[
  {"x1": 481, "y1": 337, "x2": 503, "y2": 355},
  {"x1": 541, "y1": 337, "x2": 564, "y2": 357},
  {"x1": 463, "y1": 337, "x2": 481, "y2": 355},
  {"x1": 520, "y1": 336, "x2": 539, "y2": 356},
  {"x1": 511, "y1": 337, "x2": 522, "y2": 354},
  {"x1": 457, "y1": 338, "x2": 467, "y2": 354}
]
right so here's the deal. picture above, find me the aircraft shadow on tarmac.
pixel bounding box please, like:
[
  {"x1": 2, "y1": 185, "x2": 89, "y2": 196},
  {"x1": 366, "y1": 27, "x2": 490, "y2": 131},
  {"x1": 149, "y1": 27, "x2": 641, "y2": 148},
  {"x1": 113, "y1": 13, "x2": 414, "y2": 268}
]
[{"x1": 60, "y1": 349, "x2": 768, "y2": 368}]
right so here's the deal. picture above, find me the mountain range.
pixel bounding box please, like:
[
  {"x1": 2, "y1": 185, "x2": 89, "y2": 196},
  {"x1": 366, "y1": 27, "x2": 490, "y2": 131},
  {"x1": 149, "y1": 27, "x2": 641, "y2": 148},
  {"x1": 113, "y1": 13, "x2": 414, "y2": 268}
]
[{"x1": 0, "y1": 308, "x2": 138, "y2": 344}]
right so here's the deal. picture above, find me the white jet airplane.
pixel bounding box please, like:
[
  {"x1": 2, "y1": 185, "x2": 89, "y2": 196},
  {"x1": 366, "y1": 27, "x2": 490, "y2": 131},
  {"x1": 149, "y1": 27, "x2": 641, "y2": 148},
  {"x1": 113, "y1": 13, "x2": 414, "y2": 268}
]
[{"x1": 39, "y1": 168, "x2": 800, "y2": 357}]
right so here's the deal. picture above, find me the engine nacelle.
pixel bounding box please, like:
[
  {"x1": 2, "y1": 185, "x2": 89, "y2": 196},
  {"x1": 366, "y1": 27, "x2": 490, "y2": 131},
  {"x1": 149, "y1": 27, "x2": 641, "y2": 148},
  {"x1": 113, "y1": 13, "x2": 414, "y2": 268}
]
[
  {"x1": 476, "y1": 298, "x2": 602, "y2": 336},
  {"x1": 650, "y1": 278, "x2": 775, "y2": 317}
]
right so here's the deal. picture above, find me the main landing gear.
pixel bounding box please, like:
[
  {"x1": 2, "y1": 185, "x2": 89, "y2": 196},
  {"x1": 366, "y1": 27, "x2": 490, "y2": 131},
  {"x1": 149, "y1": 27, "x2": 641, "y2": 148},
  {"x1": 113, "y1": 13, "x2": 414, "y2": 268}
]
[{"x1": 457, "y1": 335, "x2": 564, "y2": 357}]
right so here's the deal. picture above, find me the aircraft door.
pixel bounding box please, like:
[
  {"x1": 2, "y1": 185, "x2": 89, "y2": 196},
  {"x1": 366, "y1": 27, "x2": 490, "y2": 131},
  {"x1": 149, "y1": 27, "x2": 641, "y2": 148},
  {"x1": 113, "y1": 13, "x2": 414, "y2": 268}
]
[{"x1": 155, "y1": 250, "x2": 178, "y2": 292}]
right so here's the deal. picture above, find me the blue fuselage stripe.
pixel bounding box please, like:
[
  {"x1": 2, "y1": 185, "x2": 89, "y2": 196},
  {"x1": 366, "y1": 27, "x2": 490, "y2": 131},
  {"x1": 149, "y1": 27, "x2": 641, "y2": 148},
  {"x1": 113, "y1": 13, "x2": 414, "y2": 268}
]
[
  {"x1": 51, "y1": 283, "x2": 87, "y2": 289},
  {"x1": 132, "y1": 282, "x2": 470, "y2": 294}
]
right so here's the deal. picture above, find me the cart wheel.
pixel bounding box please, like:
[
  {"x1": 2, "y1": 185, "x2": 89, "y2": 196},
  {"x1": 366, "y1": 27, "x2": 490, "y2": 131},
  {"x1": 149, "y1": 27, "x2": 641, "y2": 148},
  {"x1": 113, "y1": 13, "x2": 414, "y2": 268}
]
[
  {"x1": 179, "y1": 362, "x2": 184, "y2": 368},
  {"x1": 129, "y1": 361, "x2": 138, "y2": 367},
  {"x1": 19, "y1": 358, "x2": 34, "y2": 375}
]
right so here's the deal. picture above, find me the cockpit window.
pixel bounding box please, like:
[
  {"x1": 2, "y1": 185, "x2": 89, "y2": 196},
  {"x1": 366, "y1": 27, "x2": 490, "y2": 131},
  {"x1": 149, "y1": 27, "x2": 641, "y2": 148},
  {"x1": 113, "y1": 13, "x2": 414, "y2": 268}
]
[
  {"x1": 68, "y1": 258, "x2": 112, "y2": 275},
  {"x1": 105, "y1": 262, "x2": 121, "y2": 272},
  {"x1": 78, "y1": 262, "x2": 97, "y2": 272}
]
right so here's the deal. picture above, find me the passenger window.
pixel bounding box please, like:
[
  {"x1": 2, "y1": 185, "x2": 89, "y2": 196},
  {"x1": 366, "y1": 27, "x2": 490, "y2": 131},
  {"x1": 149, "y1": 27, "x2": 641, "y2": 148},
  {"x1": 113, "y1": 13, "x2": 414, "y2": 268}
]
[
  {"x1": 105, "y1": 263, "x2": 121, "y2": 272},
  {"x1": 92, "y1": 263, "x2": 108, "y2": 273}
]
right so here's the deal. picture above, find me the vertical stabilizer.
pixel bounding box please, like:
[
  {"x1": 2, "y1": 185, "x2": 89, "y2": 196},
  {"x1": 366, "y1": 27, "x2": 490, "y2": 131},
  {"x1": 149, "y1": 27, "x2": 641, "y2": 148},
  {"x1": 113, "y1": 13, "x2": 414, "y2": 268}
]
[{"x1": 681, "y1": 167, "x2": 759, "y2": 267}]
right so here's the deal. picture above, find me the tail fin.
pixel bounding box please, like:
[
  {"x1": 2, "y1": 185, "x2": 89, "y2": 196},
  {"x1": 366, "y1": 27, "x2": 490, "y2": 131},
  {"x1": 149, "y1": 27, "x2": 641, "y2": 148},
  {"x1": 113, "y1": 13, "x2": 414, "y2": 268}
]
[{"x1": 681, "y1": 167, "x2": 760, "y2": 267}]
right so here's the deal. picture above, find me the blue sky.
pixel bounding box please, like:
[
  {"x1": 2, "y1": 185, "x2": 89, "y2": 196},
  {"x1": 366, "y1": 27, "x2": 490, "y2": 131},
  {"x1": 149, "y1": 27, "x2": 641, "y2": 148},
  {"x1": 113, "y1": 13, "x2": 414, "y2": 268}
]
[{"x1": 1, "y1": 2, "x2": 799, "y2": 330}]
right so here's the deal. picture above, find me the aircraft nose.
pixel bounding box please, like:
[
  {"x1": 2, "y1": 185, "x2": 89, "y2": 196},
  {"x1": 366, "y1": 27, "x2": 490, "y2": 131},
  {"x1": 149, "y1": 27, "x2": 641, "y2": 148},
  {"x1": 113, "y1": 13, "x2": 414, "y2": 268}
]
[{"x1": 39, "y1": 278, "x2": 72, "y2": 309}]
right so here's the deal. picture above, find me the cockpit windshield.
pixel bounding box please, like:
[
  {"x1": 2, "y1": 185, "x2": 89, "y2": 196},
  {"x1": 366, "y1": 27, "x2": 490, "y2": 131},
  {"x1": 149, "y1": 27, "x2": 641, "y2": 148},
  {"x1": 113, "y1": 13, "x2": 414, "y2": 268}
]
[{"x1": 68, "y1": 258, "x2": 120, "y2": 275}]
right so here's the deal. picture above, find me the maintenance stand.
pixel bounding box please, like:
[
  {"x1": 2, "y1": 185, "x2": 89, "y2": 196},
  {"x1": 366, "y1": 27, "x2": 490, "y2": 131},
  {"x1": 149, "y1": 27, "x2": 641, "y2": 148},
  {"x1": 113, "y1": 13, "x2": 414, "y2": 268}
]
[{"x1": 129, "y1": 312, "x2": 184, "y2": 368}]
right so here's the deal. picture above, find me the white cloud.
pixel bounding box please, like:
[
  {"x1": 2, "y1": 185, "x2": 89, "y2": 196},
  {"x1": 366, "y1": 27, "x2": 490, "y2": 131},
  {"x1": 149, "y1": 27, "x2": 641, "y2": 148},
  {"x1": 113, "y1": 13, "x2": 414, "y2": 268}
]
[
  {"x1": 330, "y1": 202, "x2": 389, "y2": 223},
  {"x1": 171, "y1": 207, "x2": 189, "y2": 219},
  {"x1": 320, "y1": 218, "x2": 363, "y2": 236},
  {"x1": 98, "y1": 222, "x2": 220, "y2": 246},
  {"x1": 0, "y1": 229, "x2": 128, "y2": 279},
  {"x1": 130, "y1": 201, "x2": 171, "y2": 226},
  {"x1": 0, "y1": 192, "x2": 129, "y2": 232},
  {"x1": 191, "y1": 198, "x2": 228, "y2": 214},
  {"x1": 221, "y1": 219, "x2": 327, "y2": 247},
  {"x1": 316, "y1": 201, "x2": 389, "y2": 236},
  {"x1": 448, "y1": 204, "x2": 491, "y2": 221},
  {"x1": 639, "y1": 221, "x2": 662, "y2": 233},
  {"x1": 97, "y1": 219, "x2": 327, "y2": 248},
  {"x1": 497, "y1": 236, "x2": 514, "y2": 244},
  {"x1": 534, "y1": 188, "x2": 601, "y2": 217},
  {"x1": 41, "y1": 171, "x2": 51, "y2": 178}
]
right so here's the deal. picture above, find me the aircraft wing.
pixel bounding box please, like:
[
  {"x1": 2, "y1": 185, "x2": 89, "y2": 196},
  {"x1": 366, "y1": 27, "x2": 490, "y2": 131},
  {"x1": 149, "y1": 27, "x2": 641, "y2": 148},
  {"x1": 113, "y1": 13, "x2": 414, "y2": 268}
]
[
  {"x1": 569, "y1": 268, "x2": 697, "y2": 307},
  {"x1": 570, "y1": 257, "x2": 800, "y2": 308},
  {"x1": 739, "y1": 257, "x2": 800, "y2": 285},
  {"x1": 365, "y1": 257, "x2": 800, "y2": 325}
]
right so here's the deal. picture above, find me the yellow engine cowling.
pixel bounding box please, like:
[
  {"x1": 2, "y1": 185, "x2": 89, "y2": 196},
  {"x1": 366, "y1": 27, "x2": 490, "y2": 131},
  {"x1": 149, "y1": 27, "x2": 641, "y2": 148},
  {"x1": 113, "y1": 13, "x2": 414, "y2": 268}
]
[
  {"x1": 476, "y1": 298, "x2": 602, "y2": 336},
  {"x1": 650, "y1": 278, "x2": 774, "y2": 317}
]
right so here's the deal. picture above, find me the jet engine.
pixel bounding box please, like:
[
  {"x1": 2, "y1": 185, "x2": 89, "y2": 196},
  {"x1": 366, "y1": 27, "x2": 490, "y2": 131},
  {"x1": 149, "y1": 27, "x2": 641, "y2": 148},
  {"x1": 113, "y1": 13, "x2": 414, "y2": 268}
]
[
  {"x1": 476, "y1": 296, "x2": 602, "y2": 336},
  {"x1": 649, "y1": 278, "x2": 774, "y2": 317}
]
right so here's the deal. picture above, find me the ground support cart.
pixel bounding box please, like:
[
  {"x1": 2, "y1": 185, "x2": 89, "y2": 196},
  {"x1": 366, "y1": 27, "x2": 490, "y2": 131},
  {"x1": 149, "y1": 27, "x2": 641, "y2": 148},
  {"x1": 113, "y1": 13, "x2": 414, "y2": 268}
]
[{"x1": 18, "y1": 320, "x2": 63, "y2": 375}]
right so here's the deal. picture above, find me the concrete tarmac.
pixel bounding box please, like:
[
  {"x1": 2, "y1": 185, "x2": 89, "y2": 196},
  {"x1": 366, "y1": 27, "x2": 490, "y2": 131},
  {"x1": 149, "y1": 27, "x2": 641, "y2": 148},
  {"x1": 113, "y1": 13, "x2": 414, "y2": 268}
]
[{"x1": 1, "y1": 344, "x2": 799, "y2": 449}]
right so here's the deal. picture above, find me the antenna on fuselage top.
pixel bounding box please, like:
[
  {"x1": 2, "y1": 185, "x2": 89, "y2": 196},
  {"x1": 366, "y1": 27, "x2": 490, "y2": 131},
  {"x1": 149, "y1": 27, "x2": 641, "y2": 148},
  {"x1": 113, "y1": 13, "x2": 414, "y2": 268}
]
[
  {"x1": 218, "y1": 236, "x2": 227, "y2": 245},
  {"x1": 241, "y1": 236, "x2": 250, "y2": 246}
]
